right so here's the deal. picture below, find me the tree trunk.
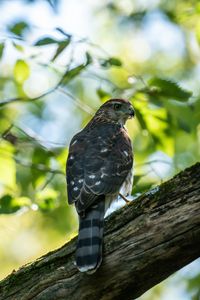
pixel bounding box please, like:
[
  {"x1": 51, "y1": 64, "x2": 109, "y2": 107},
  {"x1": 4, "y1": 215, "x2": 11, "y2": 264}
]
[{"x1": 0, "y1": 163, "x2": 200, "y2": 300}]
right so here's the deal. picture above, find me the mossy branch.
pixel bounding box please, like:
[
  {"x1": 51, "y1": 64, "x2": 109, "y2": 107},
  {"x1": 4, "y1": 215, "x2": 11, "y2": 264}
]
[{"x1": 0, "y1": 163, "x2": 200, "y2": 300}]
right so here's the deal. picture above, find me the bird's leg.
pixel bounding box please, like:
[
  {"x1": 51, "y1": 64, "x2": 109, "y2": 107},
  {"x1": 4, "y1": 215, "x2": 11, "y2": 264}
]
[{"x1": 119, "y1": 193, "x2": 130, "y2": 203}]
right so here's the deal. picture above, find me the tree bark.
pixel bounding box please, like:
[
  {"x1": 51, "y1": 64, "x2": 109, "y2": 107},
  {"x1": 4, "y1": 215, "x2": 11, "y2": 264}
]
[{"x1": 0, "y1": 163, "x2": 200, "y2": 300}]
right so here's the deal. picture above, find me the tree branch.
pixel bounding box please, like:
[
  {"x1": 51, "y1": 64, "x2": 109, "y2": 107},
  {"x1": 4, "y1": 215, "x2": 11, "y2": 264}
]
[{"x1": 0, "y1": 163, "x2": 200, "y2": 300}]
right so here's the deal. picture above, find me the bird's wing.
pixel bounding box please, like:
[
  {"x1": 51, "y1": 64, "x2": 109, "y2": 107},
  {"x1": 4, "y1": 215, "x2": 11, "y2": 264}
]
[
  {"x1": 66, "y1": 132, "x2": 86, "y2": 205},
  {"x1": 66, "y1": 124, "x2": 133, "y2": 215}
]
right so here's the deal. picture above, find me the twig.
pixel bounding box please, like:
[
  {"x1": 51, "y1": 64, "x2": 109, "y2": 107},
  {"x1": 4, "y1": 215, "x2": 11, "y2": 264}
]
[
  {"x1": 0, "y1": 150, "x2": 64, "y2": 175},
  {"x1": 135, "y1": 159, "x2": 172, "y2": 168},
  {"x1": 0, "y1": 86, "x2": 56, "y2": 108},
  {"x1": 15, "y1": 158, "x2": 65, "y2": 175},
  {"x1": 14, "y1": 124, "x2": 66, "y2": 148},
  {"x1": 40, "y1": 173, "x2": 56, "y2": 190},
  {"x1": 57, "y1": 88, "x2": 94, "y2": 115}
]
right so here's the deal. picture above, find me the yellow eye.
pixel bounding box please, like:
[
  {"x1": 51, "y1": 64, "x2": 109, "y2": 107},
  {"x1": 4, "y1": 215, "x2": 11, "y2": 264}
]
[{"x1": 114, "y1": 103, "x2": 121, "y2": 110}]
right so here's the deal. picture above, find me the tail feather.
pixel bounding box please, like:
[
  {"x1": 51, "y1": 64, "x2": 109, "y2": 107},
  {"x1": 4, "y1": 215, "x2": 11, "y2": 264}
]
[{"x1": 76, "y1": 200, "x2": 105, "y2": 273}]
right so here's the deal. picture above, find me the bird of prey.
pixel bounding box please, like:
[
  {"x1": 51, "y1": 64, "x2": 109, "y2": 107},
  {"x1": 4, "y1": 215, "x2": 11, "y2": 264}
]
[{"x1": 66, "y1": 98, "x2": 135, "y2": 273}]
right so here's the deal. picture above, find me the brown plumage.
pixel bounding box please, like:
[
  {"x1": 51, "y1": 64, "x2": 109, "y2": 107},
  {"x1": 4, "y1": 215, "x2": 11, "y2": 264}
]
[{"x1": 66, "y1": 98, "x2": 135, "y2": 273}]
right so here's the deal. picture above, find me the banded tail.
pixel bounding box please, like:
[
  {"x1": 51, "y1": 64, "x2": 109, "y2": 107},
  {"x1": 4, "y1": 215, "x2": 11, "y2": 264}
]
[{"x1": 76, "y1": 200, "x2": 105, "y2": 273}]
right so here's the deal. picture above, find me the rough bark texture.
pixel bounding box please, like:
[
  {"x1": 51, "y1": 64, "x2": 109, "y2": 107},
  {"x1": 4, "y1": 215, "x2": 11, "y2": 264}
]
[{"x1": 0, "y1": 163, "x2": 200, "y2": 300}]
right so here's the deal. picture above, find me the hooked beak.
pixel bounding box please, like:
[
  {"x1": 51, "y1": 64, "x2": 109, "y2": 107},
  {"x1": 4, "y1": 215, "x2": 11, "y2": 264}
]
[{"x1": 128, "y1": 107, "x2": 135, "y2": 118}]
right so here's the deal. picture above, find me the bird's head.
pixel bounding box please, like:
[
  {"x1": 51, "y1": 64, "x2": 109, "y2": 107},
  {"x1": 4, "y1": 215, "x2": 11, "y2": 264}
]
[{"x1": 95, "y1": 99, "x2": 135, "y2": 126}]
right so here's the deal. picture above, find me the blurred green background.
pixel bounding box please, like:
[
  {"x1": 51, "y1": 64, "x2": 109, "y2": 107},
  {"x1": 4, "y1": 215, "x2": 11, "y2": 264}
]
[{"x1": 0, "y1": 0, "x2": 199, "y2": 299}]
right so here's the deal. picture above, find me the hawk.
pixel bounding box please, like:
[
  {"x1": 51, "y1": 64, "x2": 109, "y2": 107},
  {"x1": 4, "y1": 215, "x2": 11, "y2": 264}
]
[{"x1": 66, "y1": 99, "x2": 134, "y2": 273}]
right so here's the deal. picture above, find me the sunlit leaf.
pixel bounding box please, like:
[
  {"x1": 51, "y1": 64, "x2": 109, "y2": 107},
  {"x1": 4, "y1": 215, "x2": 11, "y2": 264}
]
[
  {"x1": 0, "y1": 195, "x2": 30, "y2": 214},
  {"x1": 0, "y1": 43, "x2": 4, "y2": 60},
  {"x1": 51, "y1": 39, "x2": 71, "y2": 61},
  {"x1": 36, "y1": 188, "x2": 58, "y2": 212},
  {"x1": 56, "y1": 149, "x2": 68, "y2": 172},
  {"x1": 134, "y1": 108, "x2": 147, "y2": 130},
  {"x1": 31, "y1": 147, "x2": 53, "y2": 187},
  {"x1": 108, "y1": 57, "x2": 122, "y2": 66},
  {"x1": 195, "y1": 19, "x2": 200, "y2": 44},
  {"x1": 8, "y1": 21, "x2": 29, "y2": 37},
  {"x1": 60, "y1": 65, "x2": 85, "y2": 85},
  {"x1": 99, "y1": 57, "x2": 122, "y2": 68},
  {"x1": 16, "y1": 165, "x2": 32, "y2": 196},
  {"x1": 14, "y1": 59, "x2": 30, "y2": 84},
  {"x1": 37, "y1": 198, "x2": 56, "y2": 212},
  {"x1": 0, "y1": 142, "x2": 16, "y2": 190},
  {"x1": 12, "y1": 42, "x2": 24, "y2": 52},
  {"x1": 85, "y1": 51, "x2": 93, "y2": 65},
  {"x1": 34, "y1": 37, "x2": 59, "y2": 46},
  {"x1": 132, "y1": 175, "x2": 142, "y2": 185},
  {"x1": 32, "y1": 147, "x2": 53, "y2": 165},
  {"x1": 96, "y1": 88, "x2": 110, "y2": 100},
  {"x1": 60, "y1": 64, "x2": 86, "y2": 85},
  {"x1": 164, "y1": 100, "x2": 197, "y2": 133},
  {"x1": 148, "y1": 77, "x2": 192, "y2": 101},
  {"x1": 14, "y1": 196, "x2": 31, "y2": 206},
  {"x1": 151, "y1": 133, "x2": 162, "y2": 146}
]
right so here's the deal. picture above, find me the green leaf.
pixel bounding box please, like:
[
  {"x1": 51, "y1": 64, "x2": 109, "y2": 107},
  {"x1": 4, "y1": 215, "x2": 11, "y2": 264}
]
[
  {"x1": 60, "y1": 54, "x2": 91, "y2": 85},
  {"x1": 12, "y1": 42, "x2": 24, "y2": 52},
  {"x1": 134, "y1": 108, "x2": 147, "y2": 130},
  {"x1": 96, "y1": 88, "x2": 110, "y2": 99},
  {"x1": 51, "y1": 39, "x2": 71, "y2": 61},
  {"x1": 34, "y1": 37, "x2": 59, "y2": 46},
  {"x1": 0, "y1": 142, "x2": 16, "y2": 189},
  {"x1": 38, "y1": 197, "x2": 56, "y2": 212},
  {"x1": 8, "y1": 21, "x2": 29, "y2": 37},
  {"x1": 85, "y1": 51, "x2": 93, "y2": 65},
  {"x1": 61, "y1": 65, "x2": 85, "y2": 85},
  {"x1": 0, "y1": 195, "x2": 17, "y2": 214},
  {"x1": 109, "y1": 57, "x2": 122, "y2": 66},
  {"x1": 31, "y1": 147, "x2": 53, "y2": 187},
  {"x1": 148, "y1": 77, "x2": 192, "y2": 101},
  {"x1": 195, "y1": 19, "x2": 200, "y2": 44},
  {"x1": 133, "y1": 175, "x2": 142, "y2": 185},
  {"x1": 32, "y1": 147, "x2": 52, "y2": 165},
  {"x1": 0, "y1": 195, "x2": 30, "y2": 214},
  {"x1": 186, "y1": 273, "x2": 200, "y2": 298},
  {"x1": 100, "y1": 57, "x2": 122, "y2": 68},
  {"x1": 14, "y1": 59, "x2": 30, "y2": 84},
  {"x1": 0, "y1": 43, "x2": 5, "y2": 60},
  {"x1": 36, "y1": 188, "x2": 58, "y2": 212},
  {"x1": 178, "y1": 119, "x2": 191, "y2": 133}
]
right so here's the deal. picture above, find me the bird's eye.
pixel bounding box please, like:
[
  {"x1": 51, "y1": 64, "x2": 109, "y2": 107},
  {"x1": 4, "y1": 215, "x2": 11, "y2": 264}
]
[{"x1": 114, "y1": 103, "x2": 121, "y2": 110}]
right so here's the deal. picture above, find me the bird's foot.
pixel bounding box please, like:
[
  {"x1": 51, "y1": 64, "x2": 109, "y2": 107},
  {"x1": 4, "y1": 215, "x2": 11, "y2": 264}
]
[{"x1": 119, "y1": 193, "x2": 131, "y2": 203}]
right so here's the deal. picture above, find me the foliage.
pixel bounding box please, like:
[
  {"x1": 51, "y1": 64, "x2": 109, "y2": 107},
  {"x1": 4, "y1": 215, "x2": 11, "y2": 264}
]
[{"x1": 0, "y1": 0, "x2": 199, "y2": 297}]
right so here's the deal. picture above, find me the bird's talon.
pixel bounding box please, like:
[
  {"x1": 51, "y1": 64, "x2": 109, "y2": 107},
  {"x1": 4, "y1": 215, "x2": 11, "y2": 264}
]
[{"x1": 119, "y1": 193, "x2": 130, "y2": 203}]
